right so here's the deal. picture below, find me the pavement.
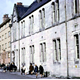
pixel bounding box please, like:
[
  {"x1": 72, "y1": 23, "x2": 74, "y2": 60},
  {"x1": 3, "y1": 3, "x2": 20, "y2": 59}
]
[
  {"x1": 10, "y1": 71, "x2": 55, "y2": 79},
  {"x1": 0, "y1": 69, "x2": 55, "y2": 79},
  {"x1": 10, "y1": 72, "x2": 73, "y2": 79},
  {"x1": 1, "y1": 69, "x2": 77, "y2": 79}
]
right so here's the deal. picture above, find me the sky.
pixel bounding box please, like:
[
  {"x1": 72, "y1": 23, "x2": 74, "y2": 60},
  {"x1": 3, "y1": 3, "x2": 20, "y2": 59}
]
[{"x1": 0, "y1": 0, "x2": 34, "y2": 24}]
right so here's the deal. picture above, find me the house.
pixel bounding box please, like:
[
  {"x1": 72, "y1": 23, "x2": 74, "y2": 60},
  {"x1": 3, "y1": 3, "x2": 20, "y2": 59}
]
[
  {"x1": 10, "y1": 0, "x2": 80, "y2": 78},
  {"x1": 0, "y1": 14, "x2": 11, "y2": 65}
]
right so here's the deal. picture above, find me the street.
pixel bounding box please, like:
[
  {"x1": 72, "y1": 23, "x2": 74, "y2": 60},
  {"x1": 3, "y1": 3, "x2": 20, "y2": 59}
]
[
  {"x1": 0, "y1": 72, "x2": 33, "y2": 79},
  {"x1": 0, "y1": 69, "x2": 69, "y2": 79}
]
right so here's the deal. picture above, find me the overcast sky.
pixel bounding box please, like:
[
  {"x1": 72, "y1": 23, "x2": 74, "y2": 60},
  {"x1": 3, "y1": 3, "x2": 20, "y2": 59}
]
[{"x1": 0, "y1": 0, "x2": 34, "y2": 24}]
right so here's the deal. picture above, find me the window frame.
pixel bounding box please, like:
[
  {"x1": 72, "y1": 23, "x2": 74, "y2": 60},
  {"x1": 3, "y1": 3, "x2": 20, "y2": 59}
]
[
  {"x1": 53, "y1": 38, "x2": 61, "y2": 63},
  {"x1": 74, "y1": 34, "x2": 79, "y2": 59}
]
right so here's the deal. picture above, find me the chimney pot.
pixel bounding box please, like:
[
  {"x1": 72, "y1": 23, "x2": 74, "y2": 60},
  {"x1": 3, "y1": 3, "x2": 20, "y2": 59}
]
[{"x1": 17, "y1": 2, "x2": 22, "y2": 5}]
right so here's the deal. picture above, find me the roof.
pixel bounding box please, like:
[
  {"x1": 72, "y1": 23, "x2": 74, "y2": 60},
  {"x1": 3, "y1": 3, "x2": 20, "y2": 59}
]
[
  {"x1": 16, "y1": 5, "x2": 28, "y2": 20},
  {"x1": 21, "y1": 0, "x2": 51, "y2": 20},
  {"x1": 0, "y1": 18, "x2": 10, "y2": 28}
]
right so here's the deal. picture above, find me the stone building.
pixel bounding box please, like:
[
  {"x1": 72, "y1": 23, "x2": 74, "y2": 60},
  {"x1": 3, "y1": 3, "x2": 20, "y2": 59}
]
[
  {"x1": 0, "y1": 14, "x2": 11, "y2": 64},
  {"x1": 10, "y1": 0, "x2": 80, "y2": 78}
]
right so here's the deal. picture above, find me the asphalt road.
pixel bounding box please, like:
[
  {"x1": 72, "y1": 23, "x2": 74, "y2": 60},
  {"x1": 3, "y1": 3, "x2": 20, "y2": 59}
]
[{"x1": 0, "y1": 72, "x2": 33, "y2": 79}]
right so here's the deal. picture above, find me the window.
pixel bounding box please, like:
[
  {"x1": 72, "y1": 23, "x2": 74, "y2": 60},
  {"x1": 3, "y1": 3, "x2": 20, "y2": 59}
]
[
  {"x1": 56, "y1": 0, "x2": 59, "y2": 22},
  {"x1": 30, "y1": 45, "x2": 35, "y2": 63},
  {"x1": 39, "y1": 9, "x2": 45, "y2": 30},
  {"x1": 42, "y1": 8, "x2": 45, "y2": 27},
  {"x1": 21, "y1": 47, "x2": 25, "y2": 65},
  {"x1": 2, "y1": 44, "x2": 4, "y2": 50},
  {"x1": 29, "y1": 15, "x2": 34, "y2": 34},
  {"x1": 5, "y1": 33, "x2": 7, "y2": 39},
  {"x1": 74, "y1": 34, "x2": 79, "y2": 59},
  {"x1": 40, "y1": 42, "x2": 46, "y2": 62},
  {"x1": 74, "y1": 0, "x2": 79, "y2": 14},
  {"x1": 13, "y1": 23, "x2": 16, "y2": 41},
  {"x1": 53, "y1": 38, "x2": 61, "y2": 62},
  {"x1": 57, "y1": 39, "x2": 61, "y2": 60},
  {"x1": 39, "y1": 10, "x2": 42, "y2": 30},
  {"x1": 8, "y1": 31, "x2": 10, "y2": 37},
  {"x1": 52, "y1": 2, "x2": 55, "y2": 24},
  {"x1": 29, "y1": 17, "x2": 31, "y2": 34},
  {"x1": 21, "y1": 22, "x2": 23, "y2": 38},
  {"x1": 53, "y1": 40, "x2": 57, "y2": 61},
  {"x1": 32, "y1": 15, "x2": 34, "y2": 33},
  {"x1": 51, "y1": 0, "x2": 59, "y2": 24},
  {"x1": 8, "y1": 42, "x2": 10, "y2": 47},
  {"x1": 21, "y1": 21, "x2": 25, "y2": 38},
  {"x1": 0, "y1": 36, "x2": 1, "y2": 41},
  {"x1": 0, "y1": 45, "x2": 1, "y2": 52},
  {"x1": 23, "y1": 20, "x2": 25, "y2": 37},
  {"x1": 8, "y1": 52, "x2": 10, "y2": 58},
  {"x1": 5, "y1": 43, "x2": 7, "y2": 49},
  {"x1": 2, "y1": 35, "x2": 4, "y2": 40}
]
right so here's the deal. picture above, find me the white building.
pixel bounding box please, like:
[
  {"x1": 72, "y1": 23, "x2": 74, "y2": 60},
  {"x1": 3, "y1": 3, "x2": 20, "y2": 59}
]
[{"x1": 10, "y1": 0, "x2": 80, "y2": 78}]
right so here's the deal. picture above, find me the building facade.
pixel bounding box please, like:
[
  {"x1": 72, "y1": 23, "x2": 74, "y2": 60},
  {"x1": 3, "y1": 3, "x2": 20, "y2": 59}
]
[
  {"x1": 0, "y1": 14, "x2": 11, "y2": 64},
  {"x1": 10, "y1": 0, "x2": 80, "y2": 78}
]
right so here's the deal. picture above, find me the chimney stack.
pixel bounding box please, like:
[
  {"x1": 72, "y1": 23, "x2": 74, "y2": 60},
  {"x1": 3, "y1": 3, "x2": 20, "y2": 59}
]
[
  {"x1": 3, "y1": 14, "x2": 9, "y2": 22},
  {"x1": 17, "y1": 2, "x2": 22, "y2": 5}
]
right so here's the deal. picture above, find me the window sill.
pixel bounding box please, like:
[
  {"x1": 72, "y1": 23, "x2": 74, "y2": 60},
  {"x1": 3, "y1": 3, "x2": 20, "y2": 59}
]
[
  {"x1": 53, "y1": 61, "x2": 61, "y2": 64},
  {"x1": 74, "y1": 59, "x2": 79, "y2": 64}
]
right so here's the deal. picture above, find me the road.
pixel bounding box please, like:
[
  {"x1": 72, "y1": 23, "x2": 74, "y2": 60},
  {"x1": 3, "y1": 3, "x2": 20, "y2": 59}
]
[{"x1": 0, "y1": 72, "x2": 33, "y2": 79}]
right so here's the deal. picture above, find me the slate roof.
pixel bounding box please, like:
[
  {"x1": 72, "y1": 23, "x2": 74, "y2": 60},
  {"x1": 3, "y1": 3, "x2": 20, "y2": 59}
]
[
  {"x1": 21, "y1": 0, "x2": 51, "y2": 20},
  {"x1": 16, "y1": 5, "x2": 28, "y2": 21},
  {"x1": 0, "y1": 18, "x2": 10, "y2": 28}
]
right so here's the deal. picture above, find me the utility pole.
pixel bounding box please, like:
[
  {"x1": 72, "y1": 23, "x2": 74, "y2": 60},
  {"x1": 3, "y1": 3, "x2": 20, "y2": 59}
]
[{"x1": 65, "y1": 0, "x2": 69, "y2": 78}]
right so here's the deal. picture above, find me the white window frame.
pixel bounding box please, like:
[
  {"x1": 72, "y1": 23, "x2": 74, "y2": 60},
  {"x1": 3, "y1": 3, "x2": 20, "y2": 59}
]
[
  {"x1": 56, "y1": 0, "x2": 59, "y2": 22},
  {"x1": 52, "y1": 2, "x2": 55, "y2": 24},
  {"x1": 74, "y1": 34, "x2": 79, "y2": 59},
  {"x1": 0, "y1": 45, "x2": 1, "y2": 52},
  {"x1": 21, "y1": 47, "x2": 25, "y2": 65},
  {"x1": 5, "y1": 33, "x2": 7, "y2": 39},
  {"x1": 39, "y1": 10, "x2": 43, "y2": 30},
  {"x1": 5, "y1": 43, "x2": 7, "y2": 49},
  {"x1": 0, "y1": 36, "x2": 1, "y2": 41},
  {"x1": 40, "y1": 42, "x2": 46, "y2": 62},
  {"x1": 30, "y1": 45, "x2": 34, "y2": 64},
  {"x1": 74, "y1": 0, "x2": 79, "y2": 14},
  {"x1": 42, "y1": 8, "x2": 45, "y2": 28},
  {"x1": 29, "y1": 15, "x2": 34, "y2": 34},
  {"x1": 8, "y1": 42, "x2": 10, "y2": 48},
  {"x1": 23, "y1": 20, "x2": 25, "y2": 37},
  {"x1": 8, "y1": 31, "x2": 10, "y2": 37},
  {"x1": 53, "y1": 38, "x2": 61, "y2": 62},
  {"x1": 21, "y1": 22, "x2": 23, "y2": 38}
]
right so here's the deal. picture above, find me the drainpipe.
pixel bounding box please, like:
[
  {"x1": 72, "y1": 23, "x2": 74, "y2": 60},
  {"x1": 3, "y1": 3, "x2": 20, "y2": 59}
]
[
  {"x1": 65, "y1": 0, "x2": 69, "y2": 78},
  {"x1": 18, "y1": 23, "x2": 20, "y2": 72}
]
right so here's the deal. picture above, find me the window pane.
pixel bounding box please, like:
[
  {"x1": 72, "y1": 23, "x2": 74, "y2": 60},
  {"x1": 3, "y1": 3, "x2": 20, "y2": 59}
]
[
  {"x1": 53, "y1": 40, "x2": 57, "y2": 61},
  {"x1": 75, "y1": 34, "x2": 79, "y2": 59}
]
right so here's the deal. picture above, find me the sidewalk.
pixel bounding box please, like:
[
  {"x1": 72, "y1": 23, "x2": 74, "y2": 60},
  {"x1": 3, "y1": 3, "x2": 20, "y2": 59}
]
[
  {"x1": 10, "y1": 71, "x2": 55, "y2": 79},
  {"x1": 5, "y1": 71, "x2": 80, "y2": 79},
  {"x1": 0, "y1": 69, "x2": 69, "y2": 79}
]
